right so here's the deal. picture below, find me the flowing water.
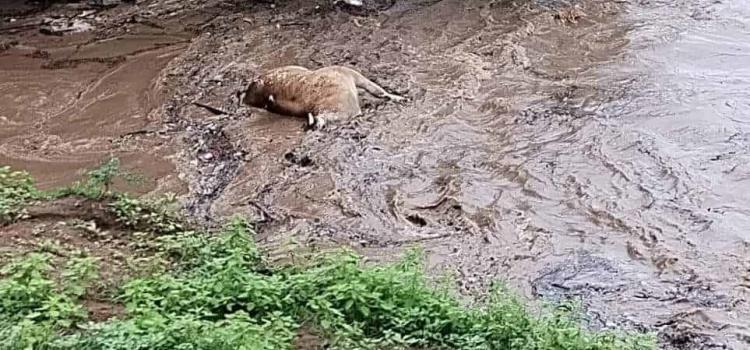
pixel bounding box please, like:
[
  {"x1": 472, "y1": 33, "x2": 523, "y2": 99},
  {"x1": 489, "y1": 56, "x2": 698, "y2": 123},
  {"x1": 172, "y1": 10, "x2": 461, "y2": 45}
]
[
  {"x1": 2, "y1": 0, "x2": 749, "y2": 348},
  {"x1": 0, "y1": 4, "x2": 189, "y2": 192}
]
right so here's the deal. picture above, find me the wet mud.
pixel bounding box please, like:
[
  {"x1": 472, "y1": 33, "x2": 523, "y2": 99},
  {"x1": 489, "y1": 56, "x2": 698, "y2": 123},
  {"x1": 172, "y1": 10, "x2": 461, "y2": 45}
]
[
  {"x1": 3, "y1": 0, "x2": 750, "y2": 348},
  {"x1": 0, "y1": 1, "x2": 198, "y2": 193}
]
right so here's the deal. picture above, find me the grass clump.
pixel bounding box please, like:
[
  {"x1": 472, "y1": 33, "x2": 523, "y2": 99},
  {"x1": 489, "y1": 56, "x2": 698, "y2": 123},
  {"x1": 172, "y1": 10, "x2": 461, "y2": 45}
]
[{"x1": 0, "y1": 216, "x2": 655, "y2": 350}]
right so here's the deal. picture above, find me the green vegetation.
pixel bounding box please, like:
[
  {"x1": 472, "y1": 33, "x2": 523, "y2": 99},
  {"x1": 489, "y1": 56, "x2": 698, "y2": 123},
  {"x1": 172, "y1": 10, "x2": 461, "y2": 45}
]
[
  {"x1": 109, "y1": 194, "x2": 184, "y2": 235},
  {"x1": 0, "y1": 158, "x2": 182, "y2": 233},
  {"x1": 56, "y1": 157, "x2": 143, "y2": 200},
  {"x1": 0, "y1": 162, "x2": 656, "y2": 350},
  {"x1": 0, "y1": 166, "x2": 38, "y2": 223}
]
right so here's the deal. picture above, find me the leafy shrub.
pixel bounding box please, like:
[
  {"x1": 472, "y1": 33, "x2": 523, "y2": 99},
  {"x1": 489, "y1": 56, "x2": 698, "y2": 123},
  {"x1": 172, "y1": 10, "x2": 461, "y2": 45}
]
[
  {"x1": 0, "y1": 320, "x2": 58, "y2": 350},
  {"x1": 0, "y1": 254, "x2": 96, "y2": 328}
]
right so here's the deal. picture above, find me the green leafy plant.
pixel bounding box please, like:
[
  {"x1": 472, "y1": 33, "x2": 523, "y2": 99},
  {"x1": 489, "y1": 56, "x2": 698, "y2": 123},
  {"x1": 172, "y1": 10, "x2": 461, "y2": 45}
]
[
  {"x1": 54, "y1": 157, "x2": 144, "y2": 199},
  {"x1": 109, "y1": 194, "x2": 184, "y2": 234},
  {"x1": 62, "y1": 257, "x2": 99, "y2": 298},
  {"x1": 0, "y1": 319, "x2": 58, "y2": 350},
  {"x1": 0, "y1": 254, "x2": 88, "y2": 328},
  {"x1": 0, "y1": 254, "x2": 101, "y2": 350},
  {"x1": 0, "y1": 167, "x2": 38, "y2": 223}
]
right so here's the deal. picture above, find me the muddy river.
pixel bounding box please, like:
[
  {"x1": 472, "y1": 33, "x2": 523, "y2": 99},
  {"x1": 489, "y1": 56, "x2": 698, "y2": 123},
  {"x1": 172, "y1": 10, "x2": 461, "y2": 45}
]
[{"x1": 2, "y1": 0, "x2": 750, "y2": 348}]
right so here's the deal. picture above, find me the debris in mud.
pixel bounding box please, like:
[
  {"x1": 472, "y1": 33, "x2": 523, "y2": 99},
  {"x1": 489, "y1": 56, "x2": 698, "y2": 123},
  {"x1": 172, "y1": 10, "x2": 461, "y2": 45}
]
[
  {"x1": 88, "y1": 0, "x2": 131, "y2": 7},
  {"x1": 405, "y1": 213, "x2": 427, "y2": 227},
  {"x1": 656, "y1": 310, "x2": 730, "y2": 350},
  {"x1": 199, "y1": 152, "x2": 214, "y2": 162},
  {"x1": 0, "y1": 39, "x2": 19, "y2": 52},
  {"x1": 554, "y1": 5, "x2": 587, "y2": 25},
  {"x1": 335, "y1": 0, "x2": 396, "y2": 15},
  {"x1": 284, "y1": 151, "x2": 314, "y2": 167},
  {"x1": 22, "y1": 197, "x2": 122, "y2": 230},
  {"x1": 40, "y1": 16, "x2": 94, "y2": 35},
  {"x1": 340, "y1": 0, "x2": 363, "y2": 7},
  {"x1": 532, "y1": 252, "x2": 625, "y2": 302},
  {"x1": 182, "y1": 120, "x2": 244, "y2": 224},
  {"x1": 42, "y1": 56, "x2": 126, "y2": 69},
  {"x1": 192, "y1": 101, "x2": 230, "y2": 115},
  {"x1": 531, "y1": 252, "x2": 629, "y2": 330},
  {"x1": 26, "y1": 49, "x2": 50, "y2": 58}
]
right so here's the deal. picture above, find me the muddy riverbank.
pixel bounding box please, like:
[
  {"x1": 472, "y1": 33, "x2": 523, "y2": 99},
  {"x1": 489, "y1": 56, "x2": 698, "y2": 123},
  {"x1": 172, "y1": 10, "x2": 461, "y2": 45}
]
[{"x1": 2, "y1": 0, "x2": 750, "y2": 348}]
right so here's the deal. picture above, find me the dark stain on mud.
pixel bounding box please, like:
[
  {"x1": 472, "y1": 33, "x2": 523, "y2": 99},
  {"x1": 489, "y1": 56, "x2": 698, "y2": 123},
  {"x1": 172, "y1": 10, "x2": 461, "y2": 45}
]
[{"x1": 3, "y1": 0, "x2": 750, "y2": 348}]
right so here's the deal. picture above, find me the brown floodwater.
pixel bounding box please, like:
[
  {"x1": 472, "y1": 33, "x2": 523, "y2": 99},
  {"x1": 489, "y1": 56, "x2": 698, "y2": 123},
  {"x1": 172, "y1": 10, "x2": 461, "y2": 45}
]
[
  {"x1": 2, "y1": 0, "x2": 750, "y2": 348},
  {"x1": 0, "y1": 16, "x2": 188, "y2": 192}
]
